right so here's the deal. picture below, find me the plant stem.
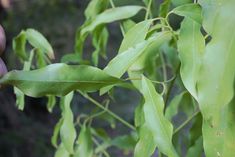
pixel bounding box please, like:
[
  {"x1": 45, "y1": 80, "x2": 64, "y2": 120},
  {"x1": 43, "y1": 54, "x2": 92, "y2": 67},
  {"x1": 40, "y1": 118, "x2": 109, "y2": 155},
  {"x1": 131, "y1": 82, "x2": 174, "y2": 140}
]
[
  {"x1": 173, "y1": 110, "x2": 200, "y2": 135},
  {"x1": 164, "y1": 63, "x2": 180, "y2": 107},
  {"x1": 109, "y1": 0, "x2": 125, "y2": 36},
  {"x1": 93, "y1": 137, "x2": 110, "y2": 157},
  {"x1": 80, "y1": 92, "x2": 136, "y2": 131},
  {"x1": 145, "y1": 0, "x2": 153, "y2": 20},
  {"x1": 160, "y1": 51, "x2": 167, "y2": 85}
]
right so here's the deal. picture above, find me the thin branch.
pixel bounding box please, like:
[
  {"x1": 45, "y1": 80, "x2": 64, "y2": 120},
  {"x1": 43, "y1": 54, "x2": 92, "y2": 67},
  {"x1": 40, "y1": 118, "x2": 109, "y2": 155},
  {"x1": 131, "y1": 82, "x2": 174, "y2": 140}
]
[
  {"x1": 109, "y1": 0, "x2": 125, "y2": 36},
  {"x1": 173, "y1": 110, "x2": 200, "y2": 135},
  {"x1": 80, "y1": 92, "x2": 136, "y2": 131}
]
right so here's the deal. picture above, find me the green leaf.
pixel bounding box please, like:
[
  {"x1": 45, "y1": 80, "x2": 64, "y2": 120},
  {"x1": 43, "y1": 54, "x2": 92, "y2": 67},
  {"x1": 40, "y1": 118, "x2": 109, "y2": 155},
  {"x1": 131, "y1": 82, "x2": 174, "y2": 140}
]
[
  {"x1": 14, "y1": 87, "x2": 25, "y2": 110},
  {"x1": 54, "y1": 143, "x2": 70, "y2": 157},
  {"x1": 165, "y1": 91, "x2": 187, "y2": 121},
  {"x1": 80, "y1": 6, "x2": 143, "y2": 37},
  {"x1": 186, "y1": 114, "x2": 203, "y2": 157},
  {"x1": 0, "y1": 63, "x2": 121, "y2": 97},
  {"x1": 84, "y1": 0, "x2": 109, "y2": 20},
  {"x1": 195, "y1": 0, "x2": 235, "y2": 156},
  {"x1": 178, "y1": 17, "x2": 205, "y2": 98},
  {"x1": 186, "y1": 136, "x2": 203, "y2": 157},
  {"x1": 91, "y1": 27, "x2": 109, "y2": 66},
  {"x1": 170, "y1": 3, "x2": 202, "y2": 24},
  {"x1": 25, "y1": 28, "x2": 54, "y2": 59},
  {"x1": 122, "y1": 19, "x2": 136, "y2": 33},
  {"x1": 14, "y1": 50, "x2": 35, "y2": 110},
  {"x1": 51, "y1": 118, "x2": 63, "y2": 148},
  {"x1": 172, "y1": 0, "x2": 191, "y2": 6},
  {"x1": 61, "y1": 53, "x2": 81, "y2": 64},
  {"x1": 119, "y1": 20, "x2": 153, "y2": 53},
  {"x1": 134, "y1": 124, "x2": 156, "y2": 157},
  {"x1": 101, "y1": 31, "x2": 171, "y2": 94},
  {"x1": 140, "y1": 76, "x2": 178, "y2": 157},
  {"x1": 47, "y1": 95, "x2": 56, "y2": 113},
  {"x1": 74, "y1": 126, "x2": 93, "y2": 157},
  {"x1": 60, "y1": 92, "x2": 76, "y2": 154},
  {"x1": 134, "y1": 99, "x2": 145, "y2": 127},
  {"x1": 159, "y1": 0, "x2": 171, "y2": 17},
  {"x1": 111, "y1": 133, "x2": 137, "y2": 151},
  {"x1": 36, "y1": 49, "x2": 47, "y2": 68},
  {"x1": 13, "y1": 31, "x2": 27, "y2": 60}
]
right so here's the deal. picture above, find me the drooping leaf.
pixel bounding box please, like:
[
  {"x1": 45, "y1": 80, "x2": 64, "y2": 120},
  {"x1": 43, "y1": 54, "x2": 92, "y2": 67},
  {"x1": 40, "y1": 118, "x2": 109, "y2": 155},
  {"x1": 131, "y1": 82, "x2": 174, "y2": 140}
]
[
  {"x1": 14, "y1": 87, "x2": 25, "y2": 110},
  {"x1": 101, "y1": 31, "x2": 171, "y2": 94},
  {"x1": 0, "y1": 63, "x2": 121, "y2": 97},
  {"x1": 25, "y1": 28, "x2": 54, "y2": 59},
  {"x1": 186, "y1": 113, "x2": 203, "y2": 157},
  {"x1": 54, "y1": 143, "x2": 70, "y2": 157},
  {"x1": 141, "y1": 76, "x2": 178, "y2": 157},
  {"x1": 84, "y1": 0, "x2": 109, "y2": 20},
  {"x1": 60, "y1": 92, "x2": 76, "y2": 154},
  {"x1": 122, "y1": 19, "x2": 136, "y2": 33},
  {"x1": 76, "y1": 5, "x2": 143, "y2": 55},
  {"x1": 52, "y1": 118, "x2": 63, "y2": 148},
  {"x1": 159, "y1": 0, "x2": 171, "y2": 17},
  {"x1": 80, "y1": 6, "x2": 143, "y2": 37},
  {"x1": 134, "y1": 125, "x2": 156, "y2": 157},
  {"x1": 47, "y1": 95, "x2": 56, "y2": 113},
  {"x1": 119, "y1": 20, "x2": 153, "y2": 53},
  {"x1": 12, "y1": 31, "x2": 27, "y2": 60},
  {"x1": 134, "y1": 99, "x2": 145, "y2": 127},
  {"x1": 195, "y1": 0, "x2": 235, "y2": 156},
  {"x1": 91, "y1": 27, "x2": 109, "y2": 66},
  {"x1": 74, "y1": 126, "x2": 93, "y2": 157},
  {"x1": 36, "y1": 49, "x2": 47, "y2": 68},
  {"x1": 111, "y1": 133, "x2": 137, "y2": 151},
  {"x1": 165, "y1": 91, "x2": 187, "y2": 121},
  {"x1": 170, "y1": 3, "x2": 202, "y2": 24},
  {"x1": 14, "y1": 50, "x2": 35, "y2": 110},
  {"x1": 186, "y1": 136, "x2": 203, "y2": 157},
  {"x1": 178, "y1": 17, "x2": 205, "y2": 98}
]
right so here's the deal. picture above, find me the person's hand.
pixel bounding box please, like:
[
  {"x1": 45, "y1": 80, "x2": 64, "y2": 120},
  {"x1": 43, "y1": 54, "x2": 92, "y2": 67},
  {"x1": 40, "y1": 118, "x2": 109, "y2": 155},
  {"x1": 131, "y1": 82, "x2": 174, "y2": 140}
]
[{"x1": 0, "y1": 24, "x2": 7, "y2": 78}]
